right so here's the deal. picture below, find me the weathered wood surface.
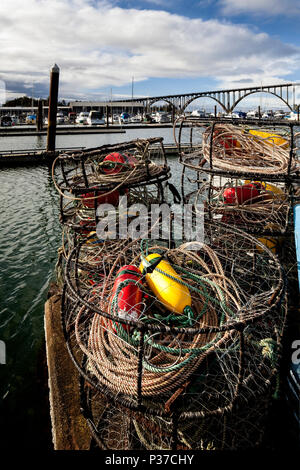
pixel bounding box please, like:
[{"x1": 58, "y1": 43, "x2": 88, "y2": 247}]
[{"x1": 44, "y1": 290, "x2": 90, "y2": 450}]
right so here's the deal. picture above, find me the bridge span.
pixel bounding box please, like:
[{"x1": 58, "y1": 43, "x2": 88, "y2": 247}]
[{"x1": 117, "y1": 82, "x2": 299, "y2": 114}]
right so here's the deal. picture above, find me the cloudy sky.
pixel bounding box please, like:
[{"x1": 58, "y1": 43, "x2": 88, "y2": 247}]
[{"x1": 0, "y1": 0, "x2": 300, "y2": 102}]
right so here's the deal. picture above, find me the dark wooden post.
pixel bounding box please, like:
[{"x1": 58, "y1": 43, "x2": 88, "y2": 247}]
[
  {"x1": 214, "y1": 105, "x2": 217, "y2": 117},
  {"x1": 37, "y1": 98, "x2": 43, "y2": 131},
  {"x1": 106, "y1": 105, "x2": 109, "y2": 127},
  {"x1": 47, "y1": 64, "x2": 60, "y2": 152}
]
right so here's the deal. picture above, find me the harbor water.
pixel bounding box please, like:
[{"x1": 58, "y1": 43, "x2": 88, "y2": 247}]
[{"x1": 0, "y1": 127, "x2": 189, "y2": 449}]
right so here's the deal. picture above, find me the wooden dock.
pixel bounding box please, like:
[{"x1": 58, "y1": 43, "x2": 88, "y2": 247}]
[
  {"x1": 0, "y1": 143, "x2": 183, "y2": 167},
  {"x1": 44, "y1": 287, "x2": 91, "y2": 450}
]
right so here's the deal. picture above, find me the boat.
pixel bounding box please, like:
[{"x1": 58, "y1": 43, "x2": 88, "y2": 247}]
[
  {"x1": 120, "y1": 112, "x2": 130, "y2": 123},
  {"x1": 10, "y1": 115, "x2": 19, "y2": 126},
  {"x1": 153, "y1": 112, "x2": 171, "y2": 123},
  {"x1": 56, "y1": 112, "x2": 65, "y2": 125},
  {"x1": 0, "y1": 115, "x2": 12, "y2": 127},
  {"x1": 246, "y1": 110, "x2": 259, "y2": 119},
  {"x1": 86, "y1": 111, "x2": 105, "y2": 126},
  {"x1": 130, "y1": 114, "x2": 143, "y2": 123},
  {"x1": 273, "y1": 110, "x2": 286, "y2": 119},
  {"x1": 75, "y1": 112, "x2": 89, "y2": 125},
  {"x1": 105, "y1": 114, "x2": 121, "y2": 124},
  {"x1": 285, "y1": 112, "x2": 298, "y2": 121},
  {"x1": 25, "y1": 114, "x2": 36, "y2": 124},
  {"x1": 262, "y1": 110, "x2": 274, "y2": 119},
  {"x1": 191, "y1": 109, "x2": 207, "y2": 118}
]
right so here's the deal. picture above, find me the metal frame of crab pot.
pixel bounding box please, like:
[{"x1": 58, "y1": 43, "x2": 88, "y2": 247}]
[
  {"x1": 54, "y1": 137, "x2": 170, "y2": 192},
  {"x1": 55, "y1": 184, "x2": 180, "y2": 288},
  {"x1": 54, "y1": 138, "x2": 176, "y2": 250},
  {"x1": 182, "y1": 171, "x2": 296, "y2": 238},
  {"x1": 60, "y1": 224, "x2": 286, "y2": 450},
  {"x1": 78, "y1": 361, "x2": 276, "y2": 451},
  {"x1": 175, "y1": 117, "x2": 300, "y2": 183},
  {"x1": 58, "y1": 175, "x2": 173, "y2": 234}
]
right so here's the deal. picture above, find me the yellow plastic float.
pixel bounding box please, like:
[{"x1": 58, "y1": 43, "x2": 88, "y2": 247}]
[
  {"x1": 248, "y1": 129, "x2": 289, "y2": 149},
  {"x1": 257, "y1": 223, "x2": 283, "y2": 255},
  {"x1": 139, "y1": 253, "x2": 191, "y2": 314}
]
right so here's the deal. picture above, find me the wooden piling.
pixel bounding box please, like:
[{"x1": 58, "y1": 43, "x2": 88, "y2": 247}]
[
  {"x1": 106, "y1": 105, "x2": 109, "y2": 127},
  {"x1": 37, "y1": 98, "x2": 43, "y2": 131},
  {"x1": 47, "y1": 64, "x2": 60, "y2": 152}
]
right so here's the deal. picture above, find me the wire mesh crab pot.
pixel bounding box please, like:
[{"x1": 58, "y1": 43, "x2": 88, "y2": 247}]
[
  {"x1": 174, "y1": 117, "x2": 300, "y2": 182},
  {"x1": 80, "y1": 371, "x2": 282, "y2": 450},
  {"x1": 52, "y1": 137, "x2": 170, "y2": 206},
  {"x1": 57, "y1": 175, "x2": 173, "y2": 235},
  {"x1": 61, "y1": 223, "x2": 286, "y2": 449},
  {"x1": 52, "y1": 137, "x2": 173, "y2": 282},
  {"x1": 52, "y1": 138, "x2": 171, "y2": 229},
  {"x1": 183, "y1": 173, "x2": 294, "y2": 238},
  {"x1": 54, "y1": 178, "x2": 174, "y2": 277}
]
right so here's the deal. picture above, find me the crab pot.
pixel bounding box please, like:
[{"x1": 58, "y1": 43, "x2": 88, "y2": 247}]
[
  {"x1": 80, "y1": 378, "x2": 277, "y2": 450},
  {"x1": 77, "y1": 294, "x2": 288, "y2": 450},
  {"x1": 174, "y1": 117, "x2": 300, "y2": 182},
  {"x1": 55, "y1": 200, "x2": 176, "y2": 287},
  {"x1": 57, "y1": 178, "x2": 170, "y2": 238},
  {"x1": 60, "y1": 223, "x2": 286, "y2": 450},
  {"x1": 52, "y1": 137, "x2": 170, "y2": 196},
  {"x1": 183, "y1": 173, "x2": 293, "y2": 237}
]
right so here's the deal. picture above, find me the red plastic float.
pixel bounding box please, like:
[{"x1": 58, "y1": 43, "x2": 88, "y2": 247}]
[{"x1": 109, "y1": 265, "x2": 143, "y2": 332}]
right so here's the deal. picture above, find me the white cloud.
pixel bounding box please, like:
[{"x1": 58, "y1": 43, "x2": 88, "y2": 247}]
[
  {"x1": 0, "y1": 0, "x2": 299, "y2": 100},
  {"x1": 219, "y1": 0, "x2": 300, "y2": 16}
]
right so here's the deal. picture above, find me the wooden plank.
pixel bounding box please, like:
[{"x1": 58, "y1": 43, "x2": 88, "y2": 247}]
[{"x1": 44, "y1": 289, "x2": 90, "y2": 450}]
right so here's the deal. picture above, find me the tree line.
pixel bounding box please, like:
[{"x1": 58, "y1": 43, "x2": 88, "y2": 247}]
[{"x1": 3, "y1": 96, "x2": 68, "y2": 107}]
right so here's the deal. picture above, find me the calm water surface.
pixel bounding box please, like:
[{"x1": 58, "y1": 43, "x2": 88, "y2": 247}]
[{"x1": 0, "y1": 128, "x2": 189, "y2": 449}]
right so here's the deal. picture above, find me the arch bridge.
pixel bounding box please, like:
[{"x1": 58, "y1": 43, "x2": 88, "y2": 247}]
[{"x1": 116, "y1": 83, "x2": 298, "y2": 114}]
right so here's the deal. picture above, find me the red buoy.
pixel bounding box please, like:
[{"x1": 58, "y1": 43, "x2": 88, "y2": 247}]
[
  {"x1": 223, "y1": 183, "x2": 262, "y2": 205},
  {"x1": 81, "y1": 188, "x2": 120, "y2": 208},
  {"x1": 110, "y1": 265, "x2": 143, "y2": 332},
  {"x1": 219, "y1": 135, "x2": 239, "y2": 149},
  {"x1": 102, "y1": 152, "x2": 136, "y2": 175}
]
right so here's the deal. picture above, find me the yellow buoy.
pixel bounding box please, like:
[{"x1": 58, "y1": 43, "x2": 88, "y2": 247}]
[
  {"x1": 139, "y1": 253, "x2": 191, "y2": 314},
  {"x1": 257, "y1": 223, "x2": 283, "y2": 255},
  {"x1": 248, "y1": 129, "x2": 289, "y2": 149},
  {"x1": 257, "y1": 236, "x2": 278, "y2": 254}
]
